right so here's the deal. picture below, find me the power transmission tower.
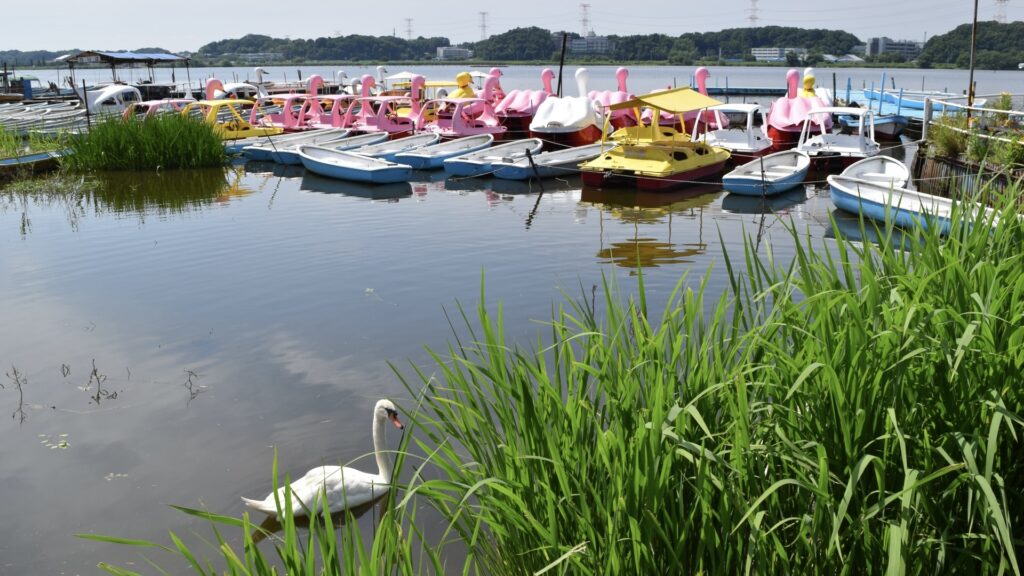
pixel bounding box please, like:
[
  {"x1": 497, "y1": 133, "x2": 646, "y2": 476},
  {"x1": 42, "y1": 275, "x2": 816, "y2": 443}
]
[
  {"x1": 479, "y1": 12, "x2": 488, "y2": 40},
  {"x1": 581, "y1": 3, "x2": 592, "y2": 35},
  {"x1": 747, "y1": 0, "x2": 760, "y2": 26},
  {"x1": 995, "y1": 0, "x2": 1008, "y2": 23},
  {"x1": 404, "y1": 18, "x2": 413, "y2": 41}
]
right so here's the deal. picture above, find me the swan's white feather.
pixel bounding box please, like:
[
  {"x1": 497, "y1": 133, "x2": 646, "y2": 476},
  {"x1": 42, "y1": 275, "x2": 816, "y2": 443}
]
[{"x1": 242, "y1": 465, "x2": 388, "y2": 516}]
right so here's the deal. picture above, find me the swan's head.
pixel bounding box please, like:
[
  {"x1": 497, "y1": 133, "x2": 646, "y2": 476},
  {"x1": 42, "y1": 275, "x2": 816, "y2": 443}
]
[{"x1": 375, "y1": 399, "x2": 404, "y2": 430}]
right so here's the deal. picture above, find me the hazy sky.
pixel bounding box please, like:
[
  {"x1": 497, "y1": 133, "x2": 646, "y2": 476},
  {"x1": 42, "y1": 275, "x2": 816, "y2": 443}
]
[{"x1": 3, "y1": 0, "x2": 1017, "y2": 53}]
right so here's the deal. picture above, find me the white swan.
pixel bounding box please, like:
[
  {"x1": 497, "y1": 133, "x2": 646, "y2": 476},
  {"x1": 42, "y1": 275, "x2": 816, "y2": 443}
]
[{"x1": 241, "y1": 399, "x2": 404, "y2": 516}]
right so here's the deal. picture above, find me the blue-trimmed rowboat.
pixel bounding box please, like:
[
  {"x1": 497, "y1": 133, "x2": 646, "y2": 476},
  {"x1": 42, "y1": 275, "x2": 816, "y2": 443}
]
[
  {"x1": 393, "y1": 134, "x2": 494, "y2": 169},
  {"x1": 345, "y1": 133, "x2": 440, "y2": 163},
  {"x1": 827, "y1": 174, "x2": 994, "y2": 235},
  {"x1": 297, "y1": 145, "x2": 412, "y2": 184},
  {"x1": 243, "y1": 128, "x2": 351, "y2": 164},
  {"x1": 0, "y1": 149, "x2": 65, "y2": 180},
  {"x1": 721, "y1": 150, "x2": 810, "y2": 196},
  {"x1": 443, "y1": 138, "x2": 544, "y2": 177},
  {"x1": 492, "y1": 142, "x2": 604, "y2": 180}
]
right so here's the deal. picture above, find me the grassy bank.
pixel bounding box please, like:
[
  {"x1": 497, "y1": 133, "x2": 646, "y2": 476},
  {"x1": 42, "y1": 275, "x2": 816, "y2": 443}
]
[
  {"x1": 83, "y1": 190, "x2": 1023, "y2": 574},
  {"x1": 61, "y1": 114, "x2": 225, "y2": 171},
  {"x1": 0, "y1": 125, "x2": 65, "y2": 158}
]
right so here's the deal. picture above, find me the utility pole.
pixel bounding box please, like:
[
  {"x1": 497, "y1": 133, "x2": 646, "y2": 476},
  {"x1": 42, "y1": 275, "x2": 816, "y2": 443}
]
[
  {"x1": 580, "y1": 3, "x2": 591, "y2": 35},
  {"x1": 404, "y1": 18, "x2": 413, "y2": 41},
  {"x1": 747, "y1": 0, "x2": 759, "y2": 26},
  {"x1": 968, "y1": 0, "x2": 979, "y2": 109},
  {"x1": 479, "y1": 12, "x2": 488, "y2": 41}
]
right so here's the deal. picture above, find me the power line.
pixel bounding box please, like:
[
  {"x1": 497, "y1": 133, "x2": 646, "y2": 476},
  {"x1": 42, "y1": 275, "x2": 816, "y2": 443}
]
[{"x1": 995, "y1": 0, "x2": 1009, "y2": 23}]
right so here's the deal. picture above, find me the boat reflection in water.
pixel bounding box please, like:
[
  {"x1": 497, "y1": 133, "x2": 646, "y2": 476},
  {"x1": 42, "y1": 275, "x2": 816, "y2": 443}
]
[
  {"x1": 824, "y1": 208, "x2": 913, "y2": 248},
  {"x1": 720, "y1": 187, "x2": 807, "y2": 215},
  {"x1": 243, "y1": 160, "x2": 306, "y2": 179},
  {"x1": 299, "y1": 170, "x2": 412, "y2": 201},
  {"x1": 581, "y1": 184, "x2": 721, "y2": 271}
]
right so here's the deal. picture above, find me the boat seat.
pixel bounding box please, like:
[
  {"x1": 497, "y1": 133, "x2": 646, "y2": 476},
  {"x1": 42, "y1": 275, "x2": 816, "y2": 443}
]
[
  {"x1": 759, "y1": 169, "x2": 798, "y2": 177},
  {"x1": 856, "y1": 172, "x2": 897, "y2": 179}
]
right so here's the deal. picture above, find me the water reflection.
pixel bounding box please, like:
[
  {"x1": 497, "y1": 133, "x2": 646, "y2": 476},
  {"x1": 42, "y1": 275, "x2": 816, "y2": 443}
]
[
  {"x1": 824, "y1": 208, "x2": 913, "y2": 248},
  {"x1": 244, "y1": 160, "x2": 306, "y2": 179},
  {"x1": 582, "y1": 186, "x2": 720, "y2": 270},
  {"x1": 721, "y1": 188, "x2": 808, "y2": 214},
  {"x1": 300, "y1": 171, "x2": 412, "y2": 201},
  {"x1": 250, "y1": 497, "x2": 386, "y2": 544},
  {"x1": 0, "y1": 166, "x2": 253, "y2": 228}
]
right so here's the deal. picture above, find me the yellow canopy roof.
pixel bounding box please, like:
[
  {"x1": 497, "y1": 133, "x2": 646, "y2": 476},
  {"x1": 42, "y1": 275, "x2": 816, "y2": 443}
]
[{"x1": 607, "y1": 87, "x2": 722, "y2": 113}]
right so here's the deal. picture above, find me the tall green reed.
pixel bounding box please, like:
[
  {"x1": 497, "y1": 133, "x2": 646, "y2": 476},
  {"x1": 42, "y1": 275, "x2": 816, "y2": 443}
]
[
  {"x1": 397, "y1": 193, "x2": 1023, "y2": 574},
  {"x1": 62, "y1": 114, "x2": 225, "y2": 171},
  {"x1": 82, "y1": 188, "x2": 1023, "y2": 575}
]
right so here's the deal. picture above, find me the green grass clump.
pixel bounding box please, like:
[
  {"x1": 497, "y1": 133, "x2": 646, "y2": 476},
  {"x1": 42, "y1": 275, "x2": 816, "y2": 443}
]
[
  {"x1": 61, "y1": 114, "x2": 225, "y2": 171},
  {"x1": 927, "y1": 113, "x2": 969, "y2": 159},
  {"x1": 0, "y1": 125, "x2": 64, "y2": 158},
  {"x1": 399, "y1": 195, "x2": 1024, "y2": 574},
  {"x1": 82, "y1": 189, "x2": 1024, "y2": 575}
]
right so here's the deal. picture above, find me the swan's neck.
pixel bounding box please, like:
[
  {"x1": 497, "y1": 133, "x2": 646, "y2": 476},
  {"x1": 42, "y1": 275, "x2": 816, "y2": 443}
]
[{"x1": 372, "y1": 413, "x2": 392, "y2": 482}]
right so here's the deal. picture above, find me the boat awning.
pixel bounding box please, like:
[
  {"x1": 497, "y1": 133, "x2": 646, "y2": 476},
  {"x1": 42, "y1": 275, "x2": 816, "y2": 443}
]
[
  {"x1": 385, "y1": 71, "x2": 420, "y2": 81},
  {"x1": 607, "y1": 87, "x2": 722, "y2": 114},
  {"x1": 59, "y1": 51, "x2": 189, "y2": 65}
]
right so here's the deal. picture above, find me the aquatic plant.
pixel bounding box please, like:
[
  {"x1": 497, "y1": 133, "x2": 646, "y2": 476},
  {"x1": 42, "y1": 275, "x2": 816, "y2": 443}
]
[
  {"x1": 397, "y1": 194, "x2": 1024, "y2": 574},
  {"x1": 61, "y1": 114, "x2": 225, "y2": 171},
  {"x1": 927, "y1": 112, "x2": 969, "y2": 159},
  {"x1": 81, "y1": 188, "x2": 1024, "y2": 574},
  {"x1": 0, "y1": 125, "x2": 64, "y2": 159}
]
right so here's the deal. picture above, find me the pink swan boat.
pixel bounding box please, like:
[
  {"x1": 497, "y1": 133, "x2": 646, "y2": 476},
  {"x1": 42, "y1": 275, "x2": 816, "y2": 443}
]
[
  {"x1": 494, "y1": 68, "x2": 554, "y2": 134},
  {"x1": 589, "y1": 67, "x2": 637, "y2": 129},
  {"x1": 528, "y1": 68, "x2": 605, "y2": 148},
  {"x1": 766, "y1": 68, "x2": 832, "y2": 149},
  {"x1": 641, "y1": 67, "x2": 726, "y2": 132},
  {"x1": 343, "y1": 74, "x2": 423, "y2": 138},
  {"x1": 416, "y1": 75, "x2": 507, "y2": 140},
  {"x1": 299, "y1": 77, "x2": 375, "y2": 129},
  {"x1": 248, "y1": 74, "x2": 329, "y2": 132}
]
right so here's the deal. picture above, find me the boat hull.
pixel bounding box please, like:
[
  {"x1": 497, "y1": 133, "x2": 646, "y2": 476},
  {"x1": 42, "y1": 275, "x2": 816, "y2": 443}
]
[
  {"x1": 0, "y1": 150, "x2": 64, "y2": 181},
  {"x1": 767, "y1": 126, "x2": 803, "y2": 150},
  {"x1": 299, "y1": 149, "x2": 412, "y2": 184},
  {"x1": 830, "y1": 183, "x2": 950, "y2": 235},
  {"x1": 722, "y1": 172, "x2": 805, "y2": 196},
  {"x1": 581, "y1": 159, "x2": 726, "y2": 191},
  {"x1": 529, "y1": 125, "x2": 604, "y2": 149},
  {"x1": 394, "y1": 141, "x2": 494, "y2": 170}
]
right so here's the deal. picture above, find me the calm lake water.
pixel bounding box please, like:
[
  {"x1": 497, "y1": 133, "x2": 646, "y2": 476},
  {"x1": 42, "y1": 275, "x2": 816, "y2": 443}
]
[{"x1": 0, "y1": 62, "x2": 955, "y2": 574}]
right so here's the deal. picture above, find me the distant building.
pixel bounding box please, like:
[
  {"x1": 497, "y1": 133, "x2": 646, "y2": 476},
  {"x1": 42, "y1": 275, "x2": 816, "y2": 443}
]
[
  {"x1": 866, "y1": 38, "x2": 922, "y2": 60},
  {"x1": 822, "y1": 54, "x2": 866, "y2": 63},
  {"x1": 436, "y1": 46, "x2": 473, "y2": 60},
  {"x1": 751, "y1": 47, "x2": 807, "y2": 62},
  {"x1": 568, "y1": 32, "x2": 614, "y2": 55}
]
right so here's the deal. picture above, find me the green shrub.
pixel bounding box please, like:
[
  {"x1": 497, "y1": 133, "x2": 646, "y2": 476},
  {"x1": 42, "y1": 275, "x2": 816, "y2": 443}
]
[
  {"x1": 62, "y1": 114, "x2": 225, "y2": 171},
  {"x1": 928, "y1": 113, "x2": 969, "y2": 159}
]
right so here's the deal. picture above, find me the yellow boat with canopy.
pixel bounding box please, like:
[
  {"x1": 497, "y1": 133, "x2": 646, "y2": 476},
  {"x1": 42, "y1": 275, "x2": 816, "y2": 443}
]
[
  {"x1": 581, "y1": 87, "x2": 731, "y2": 190},
  {"x1": 181, "y1": 99, "x2": 284, "y2": 140}
]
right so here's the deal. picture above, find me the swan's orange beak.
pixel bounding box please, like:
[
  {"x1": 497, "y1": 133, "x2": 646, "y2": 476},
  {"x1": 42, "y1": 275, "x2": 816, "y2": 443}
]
[{"x1": 389, "y1": 412, "x2": 405, "y2": 430}]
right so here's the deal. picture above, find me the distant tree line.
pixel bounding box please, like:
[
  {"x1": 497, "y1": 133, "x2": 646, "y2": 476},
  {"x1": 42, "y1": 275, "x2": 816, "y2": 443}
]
[
  {"x1": 196, "y1": 34, "x2": 448, "y2": 62},
  {"x1": 918, "y1": 21, "x2": 1024, "y2": 69},
  {"x1": 467, "y1": 26, "x2": 860, "y2": 64},
  {"x1": 6, "y1": 22, "x2": 1024, "y2": 69}
]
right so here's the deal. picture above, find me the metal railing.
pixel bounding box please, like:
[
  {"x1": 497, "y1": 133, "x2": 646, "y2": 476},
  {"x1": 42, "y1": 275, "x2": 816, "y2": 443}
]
[{"x1": 921, "y1": 93, "x2": 1024, "y2": 146}]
